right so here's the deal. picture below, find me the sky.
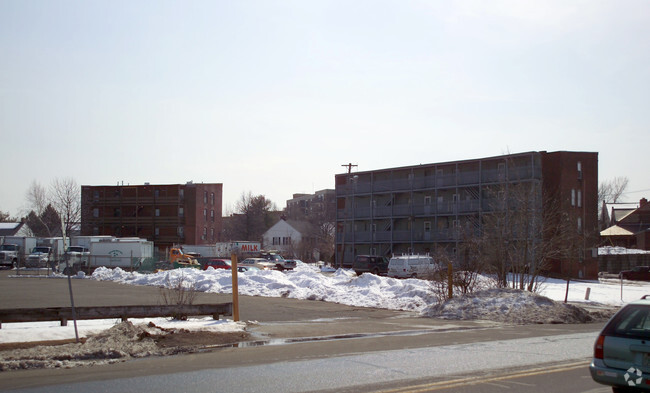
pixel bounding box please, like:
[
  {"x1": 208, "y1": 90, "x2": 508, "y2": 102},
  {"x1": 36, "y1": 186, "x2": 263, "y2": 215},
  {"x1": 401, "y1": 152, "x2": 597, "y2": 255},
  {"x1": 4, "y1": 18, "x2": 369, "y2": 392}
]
[{"x1": 1, "y1": 0, "x2": 649, "y2": 217}]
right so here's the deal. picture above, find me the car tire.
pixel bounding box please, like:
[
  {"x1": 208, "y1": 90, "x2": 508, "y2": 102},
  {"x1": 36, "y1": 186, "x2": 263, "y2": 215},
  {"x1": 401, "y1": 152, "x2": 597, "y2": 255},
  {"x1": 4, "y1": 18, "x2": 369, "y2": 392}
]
[
  {"x1": 372, "y1": 268, "x2": 379, "y2": 275},
  {"x1": 612, "y1": 387, "x2": 641, "y2": 393}
]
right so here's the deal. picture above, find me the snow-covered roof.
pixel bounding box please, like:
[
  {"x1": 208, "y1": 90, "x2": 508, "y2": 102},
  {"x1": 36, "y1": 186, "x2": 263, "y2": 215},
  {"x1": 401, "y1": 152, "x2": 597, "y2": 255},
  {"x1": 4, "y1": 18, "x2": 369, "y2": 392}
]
[
  {"x1": 600, "y1": 225, "x2": 634, "y2": 237},
  {"x1": 0, "y1": 223, "x2": 20, "y2": 230}
]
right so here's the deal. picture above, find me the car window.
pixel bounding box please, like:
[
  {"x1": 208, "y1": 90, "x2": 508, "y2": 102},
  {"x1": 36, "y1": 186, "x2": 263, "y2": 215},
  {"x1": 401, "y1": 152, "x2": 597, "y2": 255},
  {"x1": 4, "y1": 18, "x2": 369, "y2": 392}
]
[{"x1": 605, "y1": 305, "x2": 650, "y2": 339}]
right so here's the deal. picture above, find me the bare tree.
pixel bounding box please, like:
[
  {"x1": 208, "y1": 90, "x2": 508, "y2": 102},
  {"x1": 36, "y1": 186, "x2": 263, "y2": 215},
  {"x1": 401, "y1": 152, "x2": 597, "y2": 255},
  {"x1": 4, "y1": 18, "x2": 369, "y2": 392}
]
[
  {"x1": 25, "y1": 181, "x2": 58, "y2": 236},
  {"x1": 223, "y1": 192, "x2": 278, "y2": 242},
  {"x1": 599, "y1": 176, "x2": 629, "y2": 204},
  {"x1": 50, "y1": 177, "x2": 81, "y2": 238},
  {"x1": 0, "y1": 210, "x2": 17, "y2": 222}
]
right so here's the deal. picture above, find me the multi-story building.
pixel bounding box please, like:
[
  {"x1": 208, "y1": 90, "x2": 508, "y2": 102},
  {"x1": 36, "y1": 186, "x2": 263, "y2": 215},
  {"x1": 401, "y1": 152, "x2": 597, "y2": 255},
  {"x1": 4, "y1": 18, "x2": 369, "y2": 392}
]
[
  {"x1": 81, "y1": 182, "x2": 223, "y2": 250},
  {"x1": 335, "y1": 151, "x2": 599, "y2": 278},
  {"x1": 285, "y1": 189, "x2": 336, "y2": 221}
]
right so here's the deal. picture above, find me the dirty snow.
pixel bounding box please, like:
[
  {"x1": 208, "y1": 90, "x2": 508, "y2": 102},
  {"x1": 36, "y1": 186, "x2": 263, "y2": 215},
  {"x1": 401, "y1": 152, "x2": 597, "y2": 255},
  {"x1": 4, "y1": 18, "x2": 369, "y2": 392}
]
[{"x1": 2, "y1": 262, "x2": 648, "y2": 371}]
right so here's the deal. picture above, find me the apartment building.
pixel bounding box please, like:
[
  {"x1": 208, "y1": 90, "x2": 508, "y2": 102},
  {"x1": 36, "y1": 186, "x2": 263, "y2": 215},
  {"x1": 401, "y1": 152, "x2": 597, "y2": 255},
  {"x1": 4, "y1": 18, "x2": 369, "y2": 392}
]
[
  {"x1": 335, "y1": 151, "x2": 599, "y2": 279},
  {"x1": 80, "y1": 182, "x2": 223, "y2": 250}
]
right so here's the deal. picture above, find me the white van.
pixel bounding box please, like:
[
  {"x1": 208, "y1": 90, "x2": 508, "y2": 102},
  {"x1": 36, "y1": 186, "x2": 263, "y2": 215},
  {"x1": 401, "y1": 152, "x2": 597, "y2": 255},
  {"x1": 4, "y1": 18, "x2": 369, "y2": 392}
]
[{"x1": 387, "y1": 255, "x2": 439, "y2": 278}]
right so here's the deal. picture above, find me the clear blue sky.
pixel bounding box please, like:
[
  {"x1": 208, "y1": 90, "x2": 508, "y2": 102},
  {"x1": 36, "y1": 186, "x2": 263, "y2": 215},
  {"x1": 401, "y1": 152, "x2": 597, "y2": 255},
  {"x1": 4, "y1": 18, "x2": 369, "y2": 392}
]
[{"x1": 1, "y1": 0, "x2": 649, "y2": 216}]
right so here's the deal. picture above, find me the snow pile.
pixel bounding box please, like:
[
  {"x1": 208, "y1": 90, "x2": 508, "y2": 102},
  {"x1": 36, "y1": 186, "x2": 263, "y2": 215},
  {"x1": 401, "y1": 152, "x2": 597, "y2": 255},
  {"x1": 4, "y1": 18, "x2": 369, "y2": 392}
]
[
  {"x1": 91, "y1": 264, "x2": 438, "y2": 312},
  {"x1": 422, "y1": 288, "x2": 593, "y2": 324},
  {"x1": 599, "y1": 246, "x2": 650, "y2": 255},
  {"x1": 0, "y1": 320, "x2": 248, "y2": 371}
]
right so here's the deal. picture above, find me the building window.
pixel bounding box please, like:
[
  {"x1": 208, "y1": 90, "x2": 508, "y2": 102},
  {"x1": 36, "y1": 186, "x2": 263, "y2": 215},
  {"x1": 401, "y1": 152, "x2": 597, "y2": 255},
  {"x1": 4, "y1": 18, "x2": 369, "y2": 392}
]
[
  {"x1": 179, "y1": 189, "x2": 184, "y2": 199},
  {"x1": 179, "y1": 207, "x2": 184, "y2": 217},
  {"x1": 577, "y1": 217, "x2": 582, "y2": 232},
  {"x1": 210, "y1": 228, "x2": 214, "y2": 239},
  {"x1": 571, "y1": 189, "x2": 576, "y2": 206},
  {"x1": 155, "y1": 208, "x2": 160, "y2": 217},
  {"x1": 154, "y1": 189, "x2": 159, "y2": 198},
  {"x1": 155, "y1": 227, "x2": 159, "y2": 236},
  {"x1": 211, "y1": 192, "x2": 215, "y2": 205},
  {"x1": 202, "y1": 227, "x2": 207, "y2": 240},
  {"x1": 204, "y1": 191, "x2": 208, "y2": 204},
  {"x1": 577, "y1": 190, "x2": 582, "y2": 208},
  {"x1": 203, "y1": 209, "x2": 207, "y2": 220},
  {"x1": 424, "y1": 222, "x2": 431, "y2": 232},
  {"x1": 210, "y1": 210, "x2": 214, "y2": 221},
  {"x1": 178, "y1": 226, "x2": 184, "y2": 237},
  {"x1": 93, "y1": 208, "x2": 99, "y2": 218},
  {"x1": 93, "y1": 190, "x2": 99, "y2": 201},
  {"x1": 114, "y1": 208, "x2": 121, "y2": 217}
]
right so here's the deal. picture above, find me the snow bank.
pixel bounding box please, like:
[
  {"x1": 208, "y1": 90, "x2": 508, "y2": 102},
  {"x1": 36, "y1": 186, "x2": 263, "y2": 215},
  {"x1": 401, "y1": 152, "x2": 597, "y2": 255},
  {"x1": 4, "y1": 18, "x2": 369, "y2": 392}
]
[{"x1": 422, "y1": 288, "x2": 593, "y2": 324}]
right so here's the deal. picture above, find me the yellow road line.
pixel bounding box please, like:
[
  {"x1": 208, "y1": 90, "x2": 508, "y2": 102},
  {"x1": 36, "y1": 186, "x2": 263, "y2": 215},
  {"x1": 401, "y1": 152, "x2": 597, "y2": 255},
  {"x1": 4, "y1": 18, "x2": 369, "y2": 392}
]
[{"x1": 376, "y1": 360, "x2": 590, "y2": 393}]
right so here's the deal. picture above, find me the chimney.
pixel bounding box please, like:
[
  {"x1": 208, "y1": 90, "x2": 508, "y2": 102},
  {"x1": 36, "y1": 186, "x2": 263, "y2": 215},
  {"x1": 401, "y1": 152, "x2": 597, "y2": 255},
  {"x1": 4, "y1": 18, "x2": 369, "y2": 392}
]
[{"x1": 641, "y1": 198, "x2": 648, "y2": 207}]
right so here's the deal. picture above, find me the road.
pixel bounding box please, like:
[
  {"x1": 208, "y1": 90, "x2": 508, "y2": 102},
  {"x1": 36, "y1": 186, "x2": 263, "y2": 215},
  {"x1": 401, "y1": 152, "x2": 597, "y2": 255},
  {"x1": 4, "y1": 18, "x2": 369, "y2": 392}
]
[{"x1": 0, "y1": 270, "x2": 609, "y2": 392}]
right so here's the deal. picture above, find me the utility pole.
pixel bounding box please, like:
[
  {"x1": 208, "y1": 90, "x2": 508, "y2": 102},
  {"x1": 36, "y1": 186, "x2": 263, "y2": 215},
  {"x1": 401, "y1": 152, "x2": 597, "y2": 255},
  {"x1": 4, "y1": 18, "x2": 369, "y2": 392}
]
[
  {"x1": 342, "y1": 163, "x2": 358, "y2": 174},
  {"x1": 339, "y1": 163, "x2": 357, "y2": 268}
]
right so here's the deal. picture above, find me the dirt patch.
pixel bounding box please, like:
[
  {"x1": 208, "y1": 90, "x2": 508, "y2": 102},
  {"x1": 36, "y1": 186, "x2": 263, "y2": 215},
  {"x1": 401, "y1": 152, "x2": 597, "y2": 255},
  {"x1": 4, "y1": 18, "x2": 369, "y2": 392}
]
[{"x1": 0, "y1": 321, "x2": 250, "y2": 371}]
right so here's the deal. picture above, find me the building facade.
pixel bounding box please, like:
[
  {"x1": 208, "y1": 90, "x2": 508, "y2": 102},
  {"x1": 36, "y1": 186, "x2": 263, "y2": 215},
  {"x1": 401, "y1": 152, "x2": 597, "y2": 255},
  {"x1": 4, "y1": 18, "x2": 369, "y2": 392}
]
[
  {"x1": 335, "y1": 151, "x2": 599, "y2": 278},
  {"x1": 285, "y1": 189, "x2": 336, "y2": 222},
  {"x1": 81, "y1": 182, "x2": 223, "y2": 250}
]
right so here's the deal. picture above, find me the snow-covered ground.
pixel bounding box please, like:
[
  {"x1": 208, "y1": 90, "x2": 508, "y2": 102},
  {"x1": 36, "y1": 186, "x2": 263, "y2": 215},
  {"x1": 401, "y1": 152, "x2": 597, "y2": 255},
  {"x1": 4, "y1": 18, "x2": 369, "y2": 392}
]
[{"x1": 2, "y1": 263, "x2": 649, "y2": 344}]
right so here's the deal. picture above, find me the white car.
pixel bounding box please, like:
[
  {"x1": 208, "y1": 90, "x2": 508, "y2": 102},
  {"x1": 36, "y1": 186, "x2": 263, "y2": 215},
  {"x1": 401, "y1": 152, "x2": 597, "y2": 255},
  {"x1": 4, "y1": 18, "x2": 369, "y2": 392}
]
[{"x1": 239, "y1": 258, "x2": 275, "y2": 270}]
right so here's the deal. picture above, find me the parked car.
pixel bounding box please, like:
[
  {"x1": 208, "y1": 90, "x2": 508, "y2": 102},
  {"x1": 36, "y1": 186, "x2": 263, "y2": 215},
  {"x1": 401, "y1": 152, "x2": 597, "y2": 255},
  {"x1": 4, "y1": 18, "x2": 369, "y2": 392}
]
[
  {"x1": 261, "y1": 252, "x2": 296, "y2": 271},
  {"x1": 619, "y1": 266, "x2": 650, "y2": 281},
  {"x1": 238, "y1": 266, "x2": 260, "y2": 272},
  {"x1": 353, "y1": 255, "x2": 389, "y2": 276},
  {"x1": 202, "y1": 259, "x2": 231, "y2": 271},
  {"x1": 590, "y1": 296, "x2": 650, "y2": 392},
  {"x1": 387, "y1": 255, "x2": 439, "y2": 279},
  {"x1": 240, "y1": 258, "x2": 275, "y2": 270}
]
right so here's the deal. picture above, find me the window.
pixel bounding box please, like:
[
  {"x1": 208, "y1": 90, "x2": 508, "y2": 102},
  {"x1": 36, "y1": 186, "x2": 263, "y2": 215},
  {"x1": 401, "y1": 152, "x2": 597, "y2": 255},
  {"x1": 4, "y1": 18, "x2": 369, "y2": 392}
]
[
  {"x1": 571, "y1": 190, "x2": 576, "y2": 206},
  {"x1": 210, "y1": 210, "x2": 214, "y2": 221},
  {"x1": 93, "y1": 190, "x2": 99, "y2": 201},
  {"x1": 155, "y1": 208, "x2": 160, "y2": 217},
  {"x1": 204, "y1": 191, "x2": 208, "y2": 204},
  {"x1": 179, "y1": 207, "x2": 184, "y2": 217},
  {"x1": 577, "y1": 161, "x2": 583, "y2": 180},
  {"x1": 424, "y1": 196, "x2": 431, "y2": 205},
  {"x1": 211, "y1": 192, "x2": 215, "y2": 205},
  {"x1": 210, "y1": 228, "x2": 214, "y2": 239},
  {"x1": 114, "y1": 208, "x2": 121, "y2": 217},
  {"x1": 154, "y1": 189, "x2": 160, "y2": 198},
  {"x1": 577, "y1": 217, "x2": 582, "y2": 232},
  {"x1": 203, "y1": 209, "x2": 207, "y2": 220},
  {"x1": 178, "y1": 226, "x2": 184, "y2": 237},
  {"x1": 424, "y1": 222, "x2": 431, "y2": 232},
  {"x1": 93, "y1": 208, "x2": 99, "y2": 218},
  {"x1": 155, "y1": 227, "x2": 159, "y2": 236},
  {"x1": 202, "y1": 227, "x2": 207, "y2": 240},
  {"x1": 578, "y1": 190, "x2": 582, "y2": 208}
]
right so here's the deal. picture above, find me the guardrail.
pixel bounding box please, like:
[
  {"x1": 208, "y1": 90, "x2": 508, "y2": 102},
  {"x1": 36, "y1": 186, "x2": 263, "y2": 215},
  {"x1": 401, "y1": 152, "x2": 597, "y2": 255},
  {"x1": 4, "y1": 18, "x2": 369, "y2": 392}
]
[{"x1": 0, "y1": 303, "x2": 233, "y2": 329}]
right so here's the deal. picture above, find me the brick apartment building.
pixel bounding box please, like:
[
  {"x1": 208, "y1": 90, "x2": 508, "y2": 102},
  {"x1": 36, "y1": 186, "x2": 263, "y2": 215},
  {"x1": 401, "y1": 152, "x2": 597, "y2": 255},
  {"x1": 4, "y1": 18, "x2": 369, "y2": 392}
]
[
  {"x1": 335, "y1": 151, "x2": 599, "y2": 279},
  {"x1": 81, "y1": 182, "x2": 223, "y2": 250}
]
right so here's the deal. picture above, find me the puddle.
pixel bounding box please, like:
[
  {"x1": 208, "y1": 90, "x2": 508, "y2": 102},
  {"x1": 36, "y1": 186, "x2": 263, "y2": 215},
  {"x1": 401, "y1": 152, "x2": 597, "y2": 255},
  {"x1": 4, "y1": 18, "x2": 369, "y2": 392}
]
[{"x1": 204, "y1": 325, "x2": 483, "y2": 349}]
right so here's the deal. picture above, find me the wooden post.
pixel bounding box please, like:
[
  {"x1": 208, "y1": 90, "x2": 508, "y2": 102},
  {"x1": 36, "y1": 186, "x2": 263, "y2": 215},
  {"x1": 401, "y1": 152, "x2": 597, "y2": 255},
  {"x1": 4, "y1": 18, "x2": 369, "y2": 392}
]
[
  {"x1": 231, "y1": 253, "x2": 240, "y2": 322},
  {"x1": 447, "y1": 263, "x2": 453, "y2": 299}
]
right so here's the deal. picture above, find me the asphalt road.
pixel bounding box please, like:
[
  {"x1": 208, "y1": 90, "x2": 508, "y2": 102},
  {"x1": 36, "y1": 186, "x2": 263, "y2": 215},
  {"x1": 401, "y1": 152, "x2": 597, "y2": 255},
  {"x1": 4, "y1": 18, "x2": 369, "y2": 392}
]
[{"x1": 0, "y1": 269, "x2": 608, "y2": 392}]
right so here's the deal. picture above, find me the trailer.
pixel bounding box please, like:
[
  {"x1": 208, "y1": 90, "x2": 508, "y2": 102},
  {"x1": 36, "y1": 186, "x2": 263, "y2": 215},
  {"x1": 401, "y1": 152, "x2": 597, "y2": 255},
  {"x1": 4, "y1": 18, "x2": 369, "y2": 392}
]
[
  {"x1": 0, "y1": 237, "x2": 37, "y2": 268},
  {"x1": 180, "y1": 244, "x2": 217, "y2": 258},
  {"x1": 89, "y1": 238, "x2": 154, "y2": 270}
]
